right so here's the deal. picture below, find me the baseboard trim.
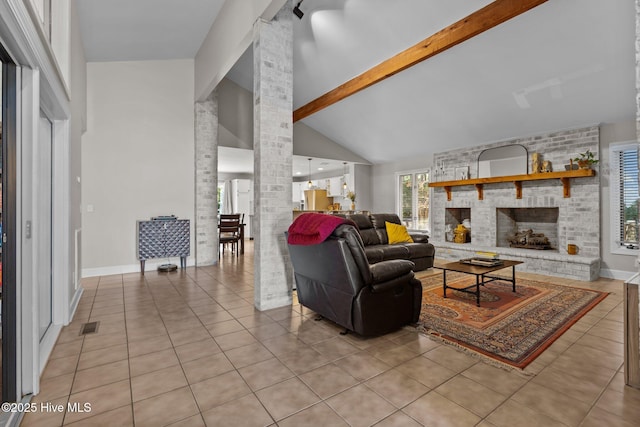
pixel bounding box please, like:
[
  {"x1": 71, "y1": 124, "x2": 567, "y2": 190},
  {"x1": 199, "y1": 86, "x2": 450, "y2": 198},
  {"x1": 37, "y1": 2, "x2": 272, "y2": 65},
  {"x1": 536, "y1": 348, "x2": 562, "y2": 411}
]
[
  {"x1": 68, "y1": 287, "x2": 83, "y2": 324},
  {"x1": 82, "y1": 258, "x2": 197, "y2": 278},
  {"x1": 599, "y1": 268, "x2": 637, "y2": 281},
  {"x1": 39, "y1": 324, "x2": 62, "y2": 375}
]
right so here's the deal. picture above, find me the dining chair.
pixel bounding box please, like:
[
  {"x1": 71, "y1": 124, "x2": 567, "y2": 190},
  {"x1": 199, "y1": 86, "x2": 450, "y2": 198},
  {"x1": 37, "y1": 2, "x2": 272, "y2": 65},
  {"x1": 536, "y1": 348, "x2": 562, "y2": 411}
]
[{"x1": 219, "y1": 213, "x2": 243, "y2": 257}]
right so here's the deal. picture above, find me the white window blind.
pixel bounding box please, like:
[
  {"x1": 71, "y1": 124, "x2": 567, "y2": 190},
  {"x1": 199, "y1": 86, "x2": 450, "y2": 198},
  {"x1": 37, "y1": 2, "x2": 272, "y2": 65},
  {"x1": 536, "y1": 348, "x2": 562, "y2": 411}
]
[{"x1": 619, "y1": 148, "x2": 639, "y2": 246}]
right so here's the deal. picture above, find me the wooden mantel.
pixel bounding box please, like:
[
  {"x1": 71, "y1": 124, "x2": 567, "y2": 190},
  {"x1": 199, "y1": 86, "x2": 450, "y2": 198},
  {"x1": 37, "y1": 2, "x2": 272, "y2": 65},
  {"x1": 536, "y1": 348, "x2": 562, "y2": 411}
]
[{"x1": 429, "y1": 169, "x2": 596, "y2": 201}]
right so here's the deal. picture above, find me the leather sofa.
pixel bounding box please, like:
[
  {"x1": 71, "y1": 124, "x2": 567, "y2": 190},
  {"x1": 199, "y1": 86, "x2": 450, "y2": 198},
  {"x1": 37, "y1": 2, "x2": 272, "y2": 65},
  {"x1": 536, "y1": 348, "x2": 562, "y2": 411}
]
[
  {"x1": 286, "y1": 223, "x2": 423, "y2": 336},
  {"x1": 337, "y1": 213, "x2": 435, "y2": 271}
]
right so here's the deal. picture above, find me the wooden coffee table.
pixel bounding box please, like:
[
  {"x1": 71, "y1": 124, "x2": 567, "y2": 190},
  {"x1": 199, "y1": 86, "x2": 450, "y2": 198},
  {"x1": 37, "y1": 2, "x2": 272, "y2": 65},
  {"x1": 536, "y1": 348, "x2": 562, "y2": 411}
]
[{"x1": 435, "y1": 260, "x2": 523, "y2": 306}]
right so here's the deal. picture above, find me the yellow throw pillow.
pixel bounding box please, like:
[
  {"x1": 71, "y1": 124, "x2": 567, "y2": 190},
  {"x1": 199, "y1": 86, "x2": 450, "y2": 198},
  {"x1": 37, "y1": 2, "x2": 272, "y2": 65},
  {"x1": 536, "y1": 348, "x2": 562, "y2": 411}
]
[{"x1": 386, "y1": 221, "x2": 414, "y2": 244}]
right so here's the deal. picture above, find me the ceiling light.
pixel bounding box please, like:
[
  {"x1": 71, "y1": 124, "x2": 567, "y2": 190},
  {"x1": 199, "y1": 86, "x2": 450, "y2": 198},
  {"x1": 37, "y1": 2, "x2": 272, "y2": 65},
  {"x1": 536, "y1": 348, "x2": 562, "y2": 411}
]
[
  {"x1": 293, "y1": 1, "x2": 304, "y2": 19},
  {"x1": 307, "y1": 158, "x2": 312, "y2": 188}
]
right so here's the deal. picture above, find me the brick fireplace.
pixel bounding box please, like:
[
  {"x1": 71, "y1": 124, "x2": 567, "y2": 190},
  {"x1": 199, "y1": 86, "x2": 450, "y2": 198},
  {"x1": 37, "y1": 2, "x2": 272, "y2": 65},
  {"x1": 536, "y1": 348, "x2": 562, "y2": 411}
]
[{"x1": 431, "y1": 126, "x2": 601, "y2": 281}]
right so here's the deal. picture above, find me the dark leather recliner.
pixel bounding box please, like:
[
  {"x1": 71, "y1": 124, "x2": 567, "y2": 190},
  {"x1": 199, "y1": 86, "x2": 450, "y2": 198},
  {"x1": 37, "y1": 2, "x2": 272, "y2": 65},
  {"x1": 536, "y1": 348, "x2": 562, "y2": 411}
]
[{"x1": 286, "y1": 223, "x2": 422, "y2": 337}]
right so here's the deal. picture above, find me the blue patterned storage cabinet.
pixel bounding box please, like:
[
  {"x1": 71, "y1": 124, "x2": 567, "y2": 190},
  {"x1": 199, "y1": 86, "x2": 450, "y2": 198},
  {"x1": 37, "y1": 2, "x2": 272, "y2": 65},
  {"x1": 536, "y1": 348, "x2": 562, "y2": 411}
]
[{"x1": 136, "y1": 218, "x2": 190, "y2": 273}]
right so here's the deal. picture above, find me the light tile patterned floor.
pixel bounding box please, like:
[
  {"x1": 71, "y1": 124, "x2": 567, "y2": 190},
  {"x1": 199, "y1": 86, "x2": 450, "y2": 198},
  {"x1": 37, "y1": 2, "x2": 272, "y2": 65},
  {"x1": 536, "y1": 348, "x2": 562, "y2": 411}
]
[{"x1": 20, "y1": 242, "x2": 640, "y2": 426}]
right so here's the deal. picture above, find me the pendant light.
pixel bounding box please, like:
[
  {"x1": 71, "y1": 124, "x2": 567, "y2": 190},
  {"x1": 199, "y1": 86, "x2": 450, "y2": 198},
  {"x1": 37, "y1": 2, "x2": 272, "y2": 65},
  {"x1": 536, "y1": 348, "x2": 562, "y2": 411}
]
[
  {"x1": 342, "y1": 162, "x2": 348, "y2": 190},
  {"x1": 307, "y1": 158, "x2": 312, "y2": 188}
]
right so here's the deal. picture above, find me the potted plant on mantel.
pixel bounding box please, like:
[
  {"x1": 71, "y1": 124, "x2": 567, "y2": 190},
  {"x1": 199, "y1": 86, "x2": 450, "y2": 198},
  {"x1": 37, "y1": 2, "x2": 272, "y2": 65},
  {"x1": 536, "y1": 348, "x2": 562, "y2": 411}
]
[{"x1": 573, "y1": 149, "x2": 599, "y2": 169}]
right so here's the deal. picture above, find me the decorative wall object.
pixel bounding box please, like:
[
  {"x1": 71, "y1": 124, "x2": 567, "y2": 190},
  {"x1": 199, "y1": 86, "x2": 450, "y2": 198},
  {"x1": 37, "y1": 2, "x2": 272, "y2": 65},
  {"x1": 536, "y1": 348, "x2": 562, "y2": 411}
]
[
  {"x1": 531, "y1": 152, "x2": 542, "y2": 173},
  {"x1": 454, "y1": 166, "x2": 469, "y2": 180},
  {"x1": 477, "y1": 144, "x2": 528, "y2": 178},
  {"x1": 453, "y1": 224, "x2": 468, "y2": 243}
]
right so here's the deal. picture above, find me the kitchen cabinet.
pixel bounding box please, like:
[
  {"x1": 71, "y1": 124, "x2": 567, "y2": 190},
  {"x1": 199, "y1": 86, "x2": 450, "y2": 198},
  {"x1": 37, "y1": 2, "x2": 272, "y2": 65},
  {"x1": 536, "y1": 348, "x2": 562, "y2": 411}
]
[{"x1": 304, "y1": 189, "x2": 333, "y2": 210}]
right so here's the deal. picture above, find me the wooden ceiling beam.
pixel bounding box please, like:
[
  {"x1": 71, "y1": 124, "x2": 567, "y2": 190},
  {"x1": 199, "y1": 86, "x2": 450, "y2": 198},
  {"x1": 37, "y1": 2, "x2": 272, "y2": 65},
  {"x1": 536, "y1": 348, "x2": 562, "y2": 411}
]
[{"x1": 293, "y1": 0, "x2": 548, "y2": 122}]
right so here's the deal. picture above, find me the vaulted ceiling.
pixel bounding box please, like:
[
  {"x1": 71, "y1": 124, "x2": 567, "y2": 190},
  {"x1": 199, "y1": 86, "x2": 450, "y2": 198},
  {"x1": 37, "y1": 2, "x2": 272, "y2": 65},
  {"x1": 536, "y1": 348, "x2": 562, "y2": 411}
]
[{"x1": 78, "y1": 0, "x2": 635, "y2": 166}]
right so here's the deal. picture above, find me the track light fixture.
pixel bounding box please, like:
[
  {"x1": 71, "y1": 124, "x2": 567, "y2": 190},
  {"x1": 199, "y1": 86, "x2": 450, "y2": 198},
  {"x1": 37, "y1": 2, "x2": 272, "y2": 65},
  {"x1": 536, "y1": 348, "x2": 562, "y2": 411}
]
[{"x1": 293, "y1": 0, "x2": 304, "y2": 19}]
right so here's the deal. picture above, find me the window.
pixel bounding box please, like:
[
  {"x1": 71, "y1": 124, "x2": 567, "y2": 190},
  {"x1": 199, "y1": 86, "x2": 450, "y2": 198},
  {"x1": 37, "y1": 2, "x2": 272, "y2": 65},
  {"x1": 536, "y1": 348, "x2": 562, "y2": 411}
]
[
  {"x1": 619, "y1": 149, "x2": 639, "y2": 245},
  {"x1": 397, "y1": 171, "x2": 429, "y2": 231},
  {"x1": 217, "y1": 182, "x2": 225, "y2": 215},
  {"x1": 610, "y1": 142, "x2": 639, "y2": 253}
]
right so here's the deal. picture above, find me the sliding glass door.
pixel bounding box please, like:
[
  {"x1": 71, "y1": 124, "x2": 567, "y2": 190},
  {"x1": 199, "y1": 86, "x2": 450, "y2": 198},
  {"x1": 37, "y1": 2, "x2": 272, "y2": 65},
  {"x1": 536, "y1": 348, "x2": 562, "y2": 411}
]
[
  {"x1": 397, "y1": 171, "x2": 429, "y2": 231},
  {"x1": 1, "y1": 48, "x2": 17, "y2": 403}
]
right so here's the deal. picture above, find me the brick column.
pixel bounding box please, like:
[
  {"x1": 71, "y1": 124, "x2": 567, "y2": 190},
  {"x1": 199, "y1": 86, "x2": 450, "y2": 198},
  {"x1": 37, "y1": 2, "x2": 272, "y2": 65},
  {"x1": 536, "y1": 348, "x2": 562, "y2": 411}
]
[
  {"x1": 253, "y1": 0, "x2": 294, "y2": 310},
  {"x1": 194, "y1": 90, "x2": 218, "y2": 265}
]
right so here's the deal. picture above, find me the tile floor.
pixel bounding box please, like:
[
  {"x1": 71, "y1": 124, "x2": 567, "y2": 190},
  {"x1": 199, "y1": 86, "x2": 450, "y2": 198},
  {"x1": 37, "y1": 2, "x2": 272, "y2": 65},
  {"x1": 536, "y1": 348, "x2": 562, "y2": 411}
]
[{"x1": 20, "y1": 243, "x2": 640, "y2": 426}]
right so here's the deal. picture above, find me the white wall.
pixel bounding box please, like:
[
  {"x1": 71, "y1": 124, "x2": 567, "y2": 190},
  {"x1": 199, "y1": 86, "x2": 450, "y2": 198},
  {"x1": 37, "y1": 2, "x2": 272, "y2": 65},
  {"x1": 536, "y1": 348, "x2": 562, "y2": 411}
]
[
  {"x1": 599, "y1": 120, "x2": 637, "y2": 277},
  {"x1": 81, "y1": 60, "x2": 195, "y2": 275},
  {"x1": 218, "y1": 78, "x2": 253, "y2": 149},
  {"x1": 353, "y1": 164, "x2": 372, "y2": 212}
]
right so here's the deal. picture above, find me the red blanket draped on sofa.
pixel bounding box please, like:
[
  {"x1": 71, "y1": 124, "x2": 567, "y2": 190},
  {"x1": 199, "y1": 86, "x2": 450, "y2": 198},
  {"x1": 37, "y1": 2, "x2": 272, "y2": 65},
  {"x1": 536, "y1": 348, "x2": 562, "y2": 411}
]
[{"x1": 287, "y1": 213, "x2": 355, "y2": 245}]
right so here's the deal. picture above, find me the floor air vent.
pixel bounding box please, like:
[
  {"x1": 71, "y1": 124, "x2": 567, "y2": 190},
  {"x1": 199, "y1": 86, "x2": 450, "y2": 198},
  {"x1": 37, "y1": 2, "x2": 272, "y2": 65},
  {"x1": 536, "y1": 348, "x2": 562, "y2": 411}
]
[{"x1": 79, "y1": 321, "x2": 100, "y2": 336}]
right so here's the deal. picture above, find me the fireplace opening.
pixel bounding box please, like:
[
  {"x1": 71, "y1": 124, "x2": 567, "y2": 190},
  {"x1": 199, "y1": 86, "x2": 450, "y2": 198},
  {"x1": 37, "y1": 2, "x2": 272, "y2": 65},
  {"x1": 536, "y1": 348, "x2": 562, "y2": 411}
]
[
  {"x1": 496, "y1": 208, "x2": 559, "y2": 250},
  {"x1": 445, "y1": 208, "x2": 471, "y2": 243}
]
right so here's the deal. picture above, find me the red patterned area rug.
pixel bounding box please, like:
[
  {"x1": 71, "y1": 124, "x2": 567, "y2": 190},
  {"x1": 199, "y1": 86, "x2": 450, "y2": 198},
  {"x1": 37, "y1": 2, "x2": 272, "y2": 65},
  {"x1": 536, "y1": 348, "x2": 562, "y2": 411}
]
[{"x1": 415, "y1": 271, "x2": 608, "y2": 369}]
